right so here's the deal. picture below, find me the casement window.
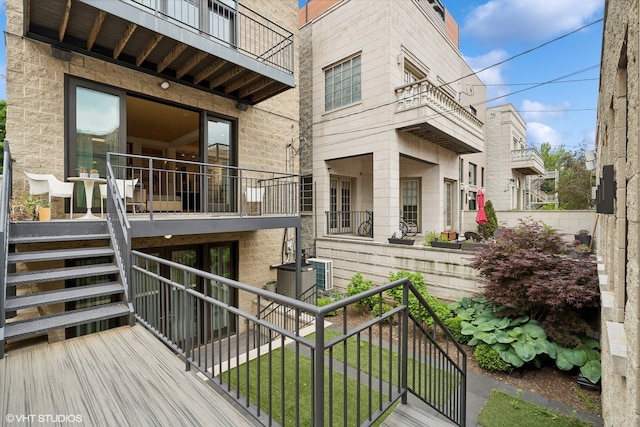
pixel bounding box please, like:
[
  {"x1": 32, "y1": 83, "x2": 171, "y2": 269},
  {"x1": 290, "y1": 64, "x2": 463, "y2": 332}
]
[
  {"x1": 324, "y1": 55, "x2": 361, "y2": 111},
  {"x1": 300, "y1": 176, "x2": 313, "y2": 213},
  {"x1": 469, "y1": 163, "x2": 477, "y2": 185}
]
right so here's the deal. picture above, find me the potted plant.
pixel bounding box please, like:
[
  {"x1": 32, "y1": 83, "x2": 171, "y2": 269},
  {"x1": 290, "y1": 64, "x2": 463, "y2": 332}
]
[
  {"x1": 574, "y1": 229, "x2": 591, "y2": 247},
  {"x1": 430, "y1": 235, "x2": 462, "y2": 249},
  {"x1": 90, "y1": 169, "x2": 100, "y2": 178},
  {"x1": 37, "y1": 199, "x2": 51, "y2": 221},
  {"x1": 10, "y1": 193, "x2": 46, "y2": 221},
  {"x1": 388, "y1": 230, "x2": 414, "y2": 245},
  {"x1": 265, "y1": 280, "x2": 277, "y2": 293},
  {"x1": 78, "y1": 167, "x2": 89, "y2": 178}
]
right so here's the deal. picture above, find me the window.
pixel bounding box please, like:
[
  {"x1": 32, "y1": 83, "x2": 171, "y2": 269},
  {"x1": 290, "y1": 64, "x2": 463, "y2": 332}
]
[
  {"x1": 300, "y1": 176, "x2": 313, "y2": 212},
  {"x1": 469, "y1": 191, "x2": 477, "y2": 210},
  {"x1": 481, "y1": 167, "x2": 485, "y2": 187},
  {"x1": 325, "y1": 55, "x2": 361, "y2": 111},
  {"x1": 444, "y1": 181, "x2": 453, "y2": 230},
  {"x1": 469, "y1": 163, "x2": 477, "y2": 185},
  {"x1": 329, "y1": 177, "x2": 353, "y2": 232},
  {"x1": 401, "y1": 180, "x2": 419, "y2": 228}
]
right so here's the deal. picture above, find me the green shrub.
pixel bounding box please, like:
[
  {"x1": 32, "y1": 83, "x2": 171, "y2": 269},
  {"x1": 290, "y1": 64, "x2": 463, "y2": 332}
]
[
  {"x1": 370, "y1": 302, "x2": 394, "y2": 323},
  {"x1": 387, "y1": 271, "x2": 451, "y2": 326},
  {"x1": 474, "y1": 343, "x2": 514, "y2": 373},
  {"x1": 317, "y1": 296, "x2": 342, "y2": 316},
  {"x1": 346, "y1": 272, "x2": 379, "y2": 312},
  {"x1": 444, "y1": 317, "x2": 469, "y2": 344}
]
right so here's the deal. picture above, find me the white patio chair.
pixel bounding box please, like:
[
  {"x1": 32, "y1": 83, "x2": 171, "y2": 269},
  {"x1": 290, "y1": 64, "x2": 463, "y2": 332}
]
[
  {"x1": 100, "y1": 178, "x2": 139, "y2": 217},
  {"x1": 25, "y1": 171, "x2": 74, "y2": 219}
]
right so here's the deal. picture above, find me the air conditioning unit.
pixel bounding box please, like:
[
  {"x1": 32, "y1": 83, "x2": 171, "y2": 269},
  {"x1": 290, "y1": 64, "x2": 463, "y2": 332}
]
[{"x1": 307, "y1": 258, "x2": 333, "y2": 291}]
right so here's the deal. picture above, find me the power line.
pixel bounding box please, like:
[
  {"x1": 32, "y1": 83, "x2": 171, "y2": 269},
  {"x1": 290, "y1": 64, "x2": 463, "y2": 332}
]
[
  {"x1": 480, "y1": 77, "x2": 599, "y2": 87},
  {"x1": 440, "y1": 17, "x2": 604, "y2": 89}
]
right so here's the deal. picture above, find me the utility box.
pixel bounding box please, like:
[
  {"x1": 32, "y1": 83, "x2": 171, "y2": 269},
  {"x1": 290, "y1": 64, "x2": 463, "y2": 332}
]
[{"x1": 276, "y1": 263, "x2": 316, "y2": 298}]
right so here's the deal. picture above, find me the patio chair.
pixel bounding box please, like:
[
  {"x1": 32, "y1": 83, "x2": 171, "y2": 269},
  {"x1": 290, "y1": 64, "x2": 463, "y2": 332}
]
[
  {"x1": 100, "y1": 178, "x2": 139, "y2": 217},
  {"x1": 25, "y1": 171, "x2": 74, "y2": 219}
]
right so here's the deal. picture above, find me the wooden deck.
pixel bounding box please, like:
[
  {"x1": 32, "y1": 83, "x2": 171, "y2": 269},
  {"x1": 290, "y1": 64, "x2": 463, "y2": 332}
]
[{"x1": 0, "y1": 325, "x2": 260, "y2": 427}]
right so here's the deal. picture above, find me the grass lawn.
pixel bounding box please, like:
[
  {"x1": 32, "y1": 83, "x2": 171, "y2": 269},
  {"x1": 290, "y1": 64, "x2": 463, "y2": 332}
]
[
  {"x1": 220, "y1": 347, "x2": 389, "y2": 426},
  {"x1": 478, "y1": 390, "x2": 595, "y2": 427},
  {"x1": 312, "y1": 328, "x2": 460, "y2": 406}
]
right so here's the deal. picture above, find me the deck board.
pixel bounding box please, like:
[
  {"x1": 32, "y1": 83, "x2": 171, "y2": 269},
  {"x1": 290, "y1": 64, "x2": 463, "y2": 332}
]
[{"x1": 1, "y1": 325, "x2": 260, "y2": 427}]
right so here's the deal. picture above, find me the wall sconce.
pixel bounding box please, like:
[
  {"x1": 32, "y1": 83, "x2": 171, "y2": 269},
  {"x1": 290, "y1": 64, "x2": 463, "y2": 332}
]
[
  {"x1": 164, "y1": 234, "x2": 172, "y2": 239},
  {"x1": 236, "y1": 102, "x2": 249, "y2": 111},
  {"x1": 160, "y1": 80, "x2": 170, "y2": 90}
]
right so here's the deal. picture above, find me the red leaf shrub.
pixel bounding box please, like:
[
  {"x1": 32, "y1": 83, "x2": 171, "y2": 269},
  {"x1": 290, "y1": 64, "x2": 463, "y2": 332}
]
[{"x1": 470, "y1": 218, "x2": 599, "y2": 347}]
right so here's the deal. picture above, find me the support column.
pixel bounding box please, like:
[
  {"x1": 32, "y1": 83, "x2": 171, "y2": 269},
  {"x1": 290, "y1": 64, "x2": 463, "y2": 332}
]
[{"x1": 373, "y1": 149, "x2": 400, "y2": 242}]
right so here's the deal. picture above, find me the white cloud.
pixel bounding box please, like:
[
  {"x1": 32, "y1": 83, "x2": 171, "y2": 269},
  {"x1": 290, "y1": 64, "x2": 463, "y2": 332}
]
[
  {"x1": 520, "y1": 99, "x2": 571, "y2": 121},
  {"x1": 527, "y1": 122, "x2": 563, "y2": 147},
  {"x1": 464, "y1": 49, "x2": 509, "y2": 104},
  {"x1": 461, "y1": 0, "x2": 603, "y2": 46}
]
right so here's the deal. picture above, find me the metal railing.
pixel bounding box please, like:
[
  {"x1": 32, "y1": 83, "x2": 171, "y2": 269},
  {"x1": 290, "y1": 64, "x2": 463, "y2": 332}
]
[
  {"x1": 0, "y1": 140, "x2": 12, "y2": 358},
  {"x1": 107, "y1": 153, "x2": 299, "y2": 219},
  {"x1": 326, "y1": 210, "x2": 373, "y2": 237},
  {"x1": 104, "y1": 155, "x2": 135, "y2": 323},
  {"x1": 131, "y1": 251, "x2": 467, "y2": 426},
  {"x1": 129, "y1": 0, "x2": 294, "y2": 74}
]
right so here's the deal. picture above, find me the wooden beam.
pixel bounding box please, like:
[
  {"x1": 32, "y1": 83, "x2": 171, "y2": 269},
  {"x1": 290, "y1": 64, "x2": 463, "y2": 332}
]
[
  {"x1": 58, "y1": 0, "x2": 72, "y2": 42},
  {"x1": 176, "y1": 51, "x2": 207, "y2": 79},
  {"x1": 113, "y1": 22, "x2": 137, "y2": 59},
  {"x1": 208, "y1": 66, "x2": 242, "y2": 90},
  {"x1": 193, "y1": 59, "x2": 225, "y2": 85},
  {"x1": 157, "y1": 43, "x2": 187, "y2": 73},
  {"x1": 136, "y1": 33, "x2": 163, "y2": 66},
  {"x1": 224, "y1": 71, "x2": 261, "y2": 94},
  {"x1": 87, "y1": 11, "x2": 106, "y2": 51},
  {"x1": 238, "y1": 76, "x2": 273, "y2": 98}
]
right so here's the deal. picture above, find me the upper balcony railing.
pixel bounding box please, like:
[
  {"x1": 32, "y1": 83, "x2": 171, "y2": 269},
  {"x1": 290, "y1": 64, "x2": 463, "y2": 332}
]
[
  {"x1": 129, "y1": 0, "x2": 294, "y2": 74},
  {"x1": 395, "y1": 78, "x2": 484, "y2": 140},
  {"x1": 511, "y1": 147, "x2": 545, "y2": 175}
]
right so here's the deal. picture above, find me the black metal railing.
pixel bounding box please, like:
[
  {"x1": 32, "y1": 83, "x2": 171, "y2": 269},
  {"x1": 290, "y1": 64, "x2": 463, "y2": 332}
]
[
  {"x1": 106, "y1": 153, "x2": 299, "y2": 219},
  {"x1": 326, "y1": 210, "x2": 373, "y2": 237},
  {"x1": 0, "y1": 140, "x2": 12, "y2": 358},
  {"x1": 131, "y1": 251, "x2": 467, "y2": 426},
  {"x1": 129, "y1": 0, "x2": 294, "y2": 74},
  {"x1": 104, "y1": 156, "x2": 135, "y2": 324}
]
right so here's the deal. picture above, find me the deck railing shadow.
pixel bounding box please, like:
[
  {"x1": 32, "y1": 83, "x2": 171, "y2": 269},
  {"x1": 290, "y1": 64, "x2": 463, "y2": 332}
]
[{"x1": 131, "y1": 251, "x2": 467, "y2": 426}]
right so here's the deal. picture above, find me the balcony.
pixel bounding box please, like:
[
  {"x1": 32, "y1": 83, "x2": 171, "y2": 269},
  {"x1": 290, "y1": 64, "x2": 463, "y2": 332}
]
[
  {"x1": 394, "y1": 79, "x2": 484, "y2": 154},
  {"x1": 511, "y1": 148, "x2": 545, "y2": 175},
  {"x1": 26, "y1": 0, "x2": 295, "y2": 105}
]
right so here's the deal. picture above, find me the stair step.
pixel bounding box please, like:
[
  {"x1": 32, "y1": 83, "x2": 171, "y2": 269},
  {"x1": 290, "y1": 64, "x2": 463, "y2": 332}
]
[
  {"x1": 8, "y1": 246, "x2": 115, "y2": 264},
  {"x1": 9, "y1": 233, "x2": 111, "y2": 245},
  {"x1": 7, "y1": 264, "x2": 120, "y2": 287},
  {"x1": 5, "y1": 303, "x2": 130, "y2": 340},
  {"x1": 5, "y1": 282, "x2": 124, "y2": 311}
]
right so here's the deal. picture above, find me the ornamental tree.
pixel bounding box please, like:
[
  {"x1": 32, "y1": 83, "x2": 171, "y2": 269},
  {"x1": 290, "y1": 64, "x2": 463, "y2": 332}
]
[{"x1": 470, "y1": 217, "x2": 599, "y2": 347}]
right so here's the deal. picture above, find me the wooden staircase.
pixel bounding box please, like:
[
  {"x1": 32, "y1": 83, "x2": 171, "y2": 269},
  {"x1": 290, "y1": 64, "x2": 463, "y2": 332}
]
[{"x1": 4, "y1": 221, "x2": 130, "y2": 350}]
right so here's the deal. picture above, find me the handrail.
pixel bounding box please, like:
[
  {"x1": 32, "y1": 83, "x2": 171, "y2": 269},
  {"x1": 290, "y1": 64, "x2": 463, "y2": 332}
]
[
  {"x1": 105, "y1": 153, "x2": 134, "y2": 324},
  {"x1": 127, "y1": 0, "x2": 294, "y2": 75},
  {"x1": 0, "y1": 140, "x2": 12, "y2": 358},
  {"x1": 131, "y1": 250, "x2": 467, "y2": 426},
  {"x1": 107, "y1": 152, "x2": 299, "y2": 219}
]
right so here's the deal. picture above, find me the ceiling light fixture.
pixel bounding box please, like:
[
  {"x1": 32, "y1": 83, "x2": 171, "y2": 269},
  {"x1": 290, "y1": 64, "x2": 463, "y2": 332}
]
[{"x1": 160, "y1": 80, "x2": 170, "y2": 90}]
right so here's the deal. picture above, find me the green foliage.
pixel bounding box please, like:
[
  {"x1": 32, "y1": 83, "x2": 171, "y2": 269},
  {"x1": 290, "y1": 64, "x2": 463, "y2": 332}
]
[
  {"x1": 474, "y1": 343, "x2": 514, "y2": 373},
  {"x1": 422, "y1": 230, "x2": 441, "y2": 246},
  {"x1": 478, "y1": 200, "x2": 498, "y2": 238},
  {"x1": 317, "y1": 296, "x2": 342, "y2": 316},
  {"x1": 470, "y1": 217, "x2": 600, "y2": 347},
  {"x1": 539, "y1": 142, "x2": 594, "y2": 209},
  {"x1": 553, "y1": 337, "x2": 601, "y2": 384},
  {"x1": 346, "y1": 272, "x2": 379, "y2": 312},
  {"x1": 387, "y1": 271, "x2": 451, "y2": 326},
  {"x1": 370, "y1": 302, "x2": 394, "y2": 323},
  {"x1": 443, "y1": 317, "x2": 468, "y2": 344}
]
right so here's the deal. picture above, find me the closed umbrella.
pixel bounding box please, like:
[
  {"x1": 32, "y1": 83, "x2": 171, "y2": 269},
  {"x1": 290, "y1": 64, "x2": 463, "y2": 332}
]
[{"x1": 476, "y1": 188, "x2": 487, "y2": 225}]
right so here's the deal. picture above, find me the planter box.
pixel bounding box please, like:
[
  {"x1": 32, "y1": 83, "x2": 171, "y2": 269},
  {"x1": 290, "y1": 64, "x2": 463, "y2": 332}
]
[
  {"x1": 430, "y1": 241, "x2": 461, "y2": 249},
  {"x1": 388, "y1": 238, "x2": 415, "y2": 245},
  {"x1": 461, "y1": 242, "x2": 485, "y2": 251},
  {"x1": 574, "y1": 234, "x2": 592, "y2": 247}
]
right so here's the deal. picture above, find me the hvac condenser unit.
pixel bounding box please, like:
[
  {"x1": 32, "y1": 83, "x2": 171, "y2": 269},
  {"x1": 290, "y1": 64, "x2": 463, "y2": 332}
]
[{"x1": 307, "y1": 258, "x2": 333, "y2": 290}]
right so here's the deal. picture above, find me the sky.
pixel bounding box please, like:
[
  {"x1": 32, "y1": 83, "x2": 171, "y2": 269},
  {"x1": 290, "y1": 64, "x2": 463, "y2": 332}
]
[{"x1": 0, "y1": 0, "x2": 602, "y2": 151}]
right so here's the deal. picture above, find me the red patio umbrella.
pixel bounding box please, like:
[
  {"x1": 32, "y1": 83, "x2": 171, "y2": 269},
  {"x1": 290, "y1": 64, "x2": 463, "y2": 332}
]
[{"x1": 476, "y1": 188, "x2": 487, "y2": 225}]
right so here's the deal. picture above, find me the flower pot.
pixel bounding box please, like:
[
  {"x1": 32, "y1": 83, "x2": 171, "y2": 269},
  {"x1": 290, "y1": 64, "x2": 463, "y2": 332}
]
[
  {"x1": 79, "y1": 173, "x2": 89, "y2": 178},
  {"x1": 38, "y1": 206, "x2": 51, "y2": 222},
  {"x1": 430, "y1": 241, "x2": 461, "y2": 249},
  {"x1": 265, "y1": 282, "x2": 277, "y2": 293},
  {"x1": 90, "y1": 173, "x2": 100, "y2": 179},
  {"x1": 388, "y1": 238, "x2": 414, "y2": 245},
  {"x1": 574, "y1": 234, "x2": 591, "y2": 247}
]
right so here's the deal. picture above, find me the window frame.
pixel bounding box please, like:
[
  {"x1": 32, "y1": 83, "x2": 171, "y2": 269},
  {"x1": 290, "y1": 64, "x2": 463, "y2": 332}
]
[
  {"x1": 300, "y1": 175, "x2": 313, "y2": 213},
  {"x1": 324, "y1": 54, "x2": 361, "y2": 111}
]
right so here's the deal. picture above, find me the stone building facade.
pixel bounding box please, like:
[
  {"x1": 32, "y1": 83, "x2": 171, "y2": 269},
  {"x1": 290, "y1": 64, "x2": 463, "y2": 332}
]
[{"x1": 596, "y1": 1, "x2": 640, "y2": 425}]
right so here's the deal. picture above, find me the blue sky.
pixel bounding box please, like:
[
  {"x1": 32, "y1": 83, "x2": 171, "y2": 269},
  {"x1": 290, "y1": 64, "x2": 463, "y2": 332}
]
[{"x1": 0, "y1": 1, "x2": 602, "y2": 151}]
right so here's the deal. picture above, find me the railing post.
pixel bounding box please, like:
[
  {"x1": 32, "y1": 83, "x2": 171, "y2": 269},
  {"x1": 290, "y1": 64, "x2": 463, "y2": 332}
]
[
  {"x1": 401, "y1": 279, "x2": 409, "y2": 404},
  {"x1": 314, "y1": 312, "x2": 325, "y2": 427},
  {"x1": 184, "y1": 270, "x2": 191, "y2": 371}
]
